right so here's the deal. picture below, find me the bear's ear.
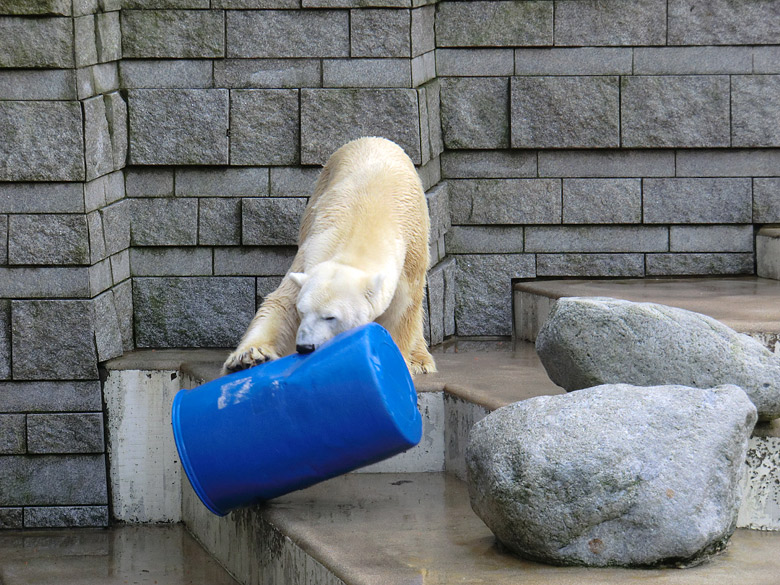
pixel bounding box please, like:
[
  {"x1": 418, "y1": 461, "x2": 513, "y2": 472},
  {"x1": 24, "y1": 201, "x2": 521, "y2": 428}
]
[
  {"x1": 365, "y1": 273, "x2": 384, "y2": 299},
  {"x1": 289, "y1": 272, "x2": 309, "y2": 288}
]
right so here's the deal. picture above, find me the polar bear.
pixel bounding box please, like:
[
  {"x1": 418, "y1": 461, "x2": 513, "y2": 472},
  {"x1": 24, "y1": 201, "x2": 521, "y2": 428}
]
[{"x1": 223, "y1": 137, "x2": 436, "y2": 375}]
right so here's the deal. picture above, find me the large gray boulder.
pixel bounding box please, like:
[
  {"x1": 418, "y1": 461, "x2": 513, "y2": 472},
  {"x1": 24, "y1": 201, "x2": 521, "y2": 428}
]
[
  {"x1": 536, "y1": 297, "x2": 780, "y2": 420},
  {"x1": 466, "y1": 384, "x2": 757, "y2": 568}
]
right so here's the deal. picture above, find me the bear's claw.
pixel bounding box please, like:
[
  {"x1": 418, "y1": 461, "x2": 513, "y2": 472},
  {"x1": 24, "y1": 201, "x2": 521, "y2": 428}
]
[{"x1": 222, "y1": 346, "x2": 278, "y2": 374}]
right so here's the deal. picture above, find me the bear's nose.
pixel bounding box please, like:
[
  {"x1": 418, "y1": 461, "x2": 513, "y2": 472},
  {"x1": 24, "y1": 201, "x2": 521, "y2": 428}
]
[{"x1": 296, "y1": 344, "x2": 316, "y2": 354}]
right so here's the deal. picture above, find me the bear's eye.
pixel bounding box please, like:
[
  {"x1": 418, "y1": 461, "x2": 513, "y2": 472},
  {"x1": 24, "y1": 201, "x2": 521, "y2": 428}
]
[{"x1": 322, "y1": 315, "x2": 336, "y2": 321}]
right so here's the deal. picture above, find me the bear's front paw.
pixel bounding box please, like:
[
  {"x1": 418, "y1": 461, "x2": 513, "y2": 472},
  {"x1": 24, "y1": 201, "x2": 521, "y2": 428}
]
[{"x1": 222, "y1": 346, "x2": 279, "y2": 374}]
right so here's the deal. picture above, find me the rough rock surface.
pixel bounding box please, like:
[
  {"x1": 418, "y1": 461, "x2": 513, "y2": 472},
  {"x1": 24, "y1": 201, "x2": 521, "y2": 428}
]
[
  {"x1": 536, "y1": 297, "x2": 780, "y2": 420},
  {"x1": 466, "y1": 383, "x2": 757, "y2": 568}
]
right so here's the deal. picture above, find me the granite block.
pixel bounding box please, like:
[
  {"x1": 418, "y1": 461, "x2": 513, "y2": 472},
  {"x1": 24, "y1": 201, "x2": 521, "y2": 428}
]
[
  {"x1": 441, "y1": 150, "x2": 537, "y2": 179},
  {"x1": 105, "y1": 92, "x2": 128, "y2": 170},
  {"x1": 87, "y1": 211, "x2": 106, "y2": 263},
  {"x1": 536, "y1": 254, "x2": 645, "y2": 277},
  {"x1": 351, "y1": 8, "x2": 410, "y2": 57},
  {"x1": 0, "y1": 16, "x2": 73, "y2": 68},
  {"x1": 130, "y1": 198, "x2": 197, "y2": 246},
  {"x1": 621, "y1": 76, "x2": 730, "y2": 147},
  {"x1": 27, "y1": 414, "x2": 105, "y2": 454},
  {"x1": 676, "y1": 150, "x2": 780, "y2": 177},
  {"x1": 0, "y1": 381, "x2": 101, "y2": 413},
  {"x1": 525, "y1": 226, "x2": 669, "y2": 253},
  {"x1": 133, "y1": 277, "x2": 255, "y2": 347},
  {"x1": 754, "y1": 47, "x2": 780, "y2": 74},
  {"x1": 214, "y1": 247, "x2": 296, "y2": 276},
  {"x1": 0, "y1": 69, "x2": 77, "y2": 100},
  {"x1": 95, "y1": 11, "x2": 121, "y2": 63},
  {"x1": 436, "y1": 48, "x2": 514, "y2": 77},
  {"x1": 128, "y1": 89, "x2": 229, "y2": 165},
  {"x1": 0, "y1": 215, "x2": 6, "y2": 265},
  {"x1": 121, "y1": 9, "x2": 224, "y2": 58},
  {"x1": 426, "y1": 182, "x2": 450, "y2": 244},
  {"x1": 0, "y1": 300, "x2": 7, "y2": 380},
  {"x1": 92, "y1": 289, "x2": 123, "y2": 361},
  {"x1": 0, "y1": 415, "x2": 25, "y2": 454},
  {"x1": 643, "y1": 178, "x2": 752, "y2": 224},
  {"x1": 8, "y1": 215, "x2": 89, "y2": 265},
  {"x1": 84, "y1": 94, "x2": 114, "y2": 181},
  {"x1": 12, "y1": 300, "x2": 98, "y2": 380},
  {"x1": 214, "y1": 59, "x2": 321, "y2": 89},
  {"x1": 514, "y1": 47, "x2": 632, "y2": 75},
  {"x1": 113, "y1": 279, "x2": 134, "y2": 351},
  {"x1": 554, "y1": 0, "x2": 666, "y2": 46},
  {"x1": 732, "y1": 76, "x2": 780, "y2": 147},
  {"x1": 446, "y1": 226, "x2": 524, "y2": 254},
  {"x1": 300, "y1": 88, "x2": 421, "y2": 165},
  {"x1": 130, "y1": 247, "x2": 212, "y2": 276},
  {"x1": 440, "y1": 77, "x2": 509, "y2": 149},
  {"x1": 511, "y1": 76, "x2": 619, "y2": 148},
  {"x1": 227, "y1": 10, "x2": 349, "y2": 58},
  {"x1": 0, "y1": 183, "x2": 84, "y2": 214},
  {"x1": 0, "y1": 267, "x2": 91, "y2": 298},
  {"x1": 0, "y1": 508, "x2": 22, "y2": 529},
  {"x1": 455, "y1": 254, "x2": 536, "y2": 337},
  {"x1": 669, "y1": 0, "x2": 780, "y2": 45},
  {"x1": 242, "y1": 197, "x2": 307, "y2": 246},
  {"x1": 230, "y1": 89, "x2": 300, "y2": 165},
  {"x1": 0, "y1": 101, "x2": 84, "y2": 181},
  {"x1": 270, "y1": 167, "x2": 320, "y2": 197},
  {"x1": 647, "y1": 253, "x2": 754, "y2": 276},
  {"x1": 449, "y1": 179, "x2": 561, "y2": 225},
  {"x1": 562, "y1": 179, "x2": 641, "y2": 224},
  {"x1": 101, "y1": 199, "x2": 130, "y2": 256},
  {"x1": 176, "y1": 167, "x2": 269, "y2": 197},
  {"x1": 670, "y1": 225, "x2": 754, "y2": 253},
  {"x1": 323, "y1": 59, "x2": 412, "y2": 88},
  {"x1": 120, "y1": 59, "x2": 213, "y2": 89},
  {"x1": 24, "y1": 506, "x2": 108, "y2": 528},
  {"x1": 411, "y1": 5, "x2": 434, "y2": 57},
  {"x1": 754, "y1": 179, "x2": 780, "y2": 223},
  {"x1": 74, "y1": 14, "x2": 98, "y2": 68},
  {"x1": 633, "y1": 47, "x2": 753, "y2": 74},
  {"x1": 538, "y1": 150, "x2": 675, "y2": 178},
  {"x1": 435, "y1": 0, "x2": 553, "y2": 47},
  {"x1": 199, "y1": 199, "x2": 241, "y2": 246},
  {"x1": 0, "y1": 455, "x2": 107, "y2": 506},
  {"x1": 0, "y1": 0, "x2": 71, "y2": 14}
]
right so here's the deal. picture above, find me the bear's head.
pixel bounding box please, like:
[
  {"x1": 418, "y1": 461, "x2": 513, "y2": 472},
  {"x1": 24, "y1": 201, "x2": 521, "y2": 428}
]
[{"x1": 289, "y1": 261, "x2": 384, "y2": 354}]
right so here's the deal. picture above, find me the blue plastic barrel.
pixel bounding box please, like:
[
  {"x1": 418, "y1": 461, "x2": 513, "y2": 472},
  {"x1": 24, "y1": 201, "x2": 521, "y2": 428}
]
[{"x1": 171, "y1": 323, "x2": 422, "y2": 516}]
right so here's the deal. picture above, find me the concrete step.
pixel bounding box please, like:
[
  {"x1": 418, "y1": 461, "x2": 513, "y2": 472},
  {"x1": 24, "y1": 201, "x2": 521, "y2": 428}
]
[
  {"x1": 514, "y1": 276, "x2": 780, "y2": 353},
  {"x1": 103, "y1": 335, "x2": 780, "y2": 584}
]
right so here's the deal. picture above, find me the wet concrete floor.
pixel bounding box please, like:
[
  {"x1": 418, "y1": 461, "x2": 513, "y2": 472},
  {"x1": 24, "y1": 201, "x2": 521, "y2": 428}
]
[{"x1": 0, "y1": 524, "x2": 238, "y2": 585}]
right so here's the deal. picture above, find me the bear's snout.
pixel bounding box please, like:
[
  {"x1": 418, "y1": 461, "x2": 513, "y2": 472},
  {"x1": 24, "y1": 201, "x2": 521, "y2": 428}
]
[{"x1": 296, "y1": 343, "x2": 316, "y2": 354}]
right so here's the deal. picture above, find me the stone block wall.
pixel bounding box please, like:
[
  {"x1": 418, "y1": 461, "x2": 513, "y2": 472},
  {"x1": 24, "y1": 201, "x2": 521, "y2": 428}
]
[
  {"x1": 0, "y1": 0, "x2": 778, "y2": 527},
  {"x1": 438, "y1": 0, "x2": 780, "y2": 335}
]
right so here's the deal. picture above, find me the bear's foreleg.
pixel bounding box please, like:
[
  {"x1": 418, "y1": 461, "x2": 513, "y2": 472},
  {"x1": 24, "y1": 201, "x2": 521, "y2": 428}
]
[{"x1": 222, "y1": 277, "x2": 300, "y2": 374}]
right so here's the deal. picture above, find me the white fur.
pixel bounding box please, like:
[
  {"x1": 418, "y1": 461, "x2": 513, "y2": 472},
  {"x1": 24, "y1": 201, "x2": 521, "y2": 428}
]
[{"x1": 223, "y1": 136, "x2": 436, "y2": 375}]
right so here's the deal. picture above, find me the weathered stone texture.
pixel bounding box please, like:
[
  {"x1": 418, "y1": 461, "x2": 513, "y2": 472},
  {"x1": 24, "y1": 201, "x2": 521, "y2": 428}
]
[
  {"x1": 0, "y1": 508, "x2": 22, "y2": 529},
  {"x1": 643, "y1": 178, "x2": 752, "y2": 224},
  {"x1": 0, "y1": 69, "x2": 77, "y2": 100},
  {"x1": 676, "y1": 150, "x2": 780, "y2": 177},
  {"x1": 449, "y1": 179, "x2": 561, "y2": 225},
  {"x1": 467, "y1": 383, "x2": 756, "y2": 567},
  {"x1": 242, "y1": 198, "x2": 307, "y2": 246},
  {"x1": 0, "y1": 16, "x2": 73, "y2": 67},
  {"x1": 442, "y1": 150, "x2": 537, "y2": 179},
  {"x1": 230, "y1": 90, "x2": 300, "y2": 165},
  {"x1": 647, "y1": 253, "x2": 754, "y2": 276},
  {"x1": 0, "y1": 301, "x2": 9, "y2": 380},
  {"x1": 436, "y1": 48, "x2": 514, "y2": 77},
  {"x1": 440, "y1": 78, "x2": 509, "y2": 149},
  {"x1": 633, "y1": 47, "x2": 753, "y2": 75},
  {"x1": 227, "y1": 10, "x2": 349, "y2": 58},
  {"x1": 0, "y1": 102, "x2": 84, "y2": 181},
  {"x1": 84, "y1": 95, "x2": 115, "y2": 181},
  {"x1": 24, "y1": 506, "x2": 108, "y2": 528},
  {"x1": 455, "y1": 254, "x2": 535, "y2": 337},
  {"x1": 0, "y1": 184, "x2": 85, "y2": 215},
  {"x1": 562, "y1": 179, "x2": 641, "y2": 224},
  {"x1": 74, "y1": 14, "x2": 98, "y2": 68},
  {"x1": 11, "y1": 300, "x2": 98, "y2": 380},
  {"x1": 0, "y1": 381, "x2": 102, "y2": 413},
  {"x1": 176, "y1": 167, "x2": 269, "y2": 197},
  {"x1": 0, "y1": 455, "x2": 107, "y2": 506},
  {"x1": 539, "y1": 150, "x2": 675, "y2": 178},
  {"x1": 669, "y1": 0, "x2": 780, "y2": 45},
  {"x1": 323, "y1": 58, "x2": 411, "y2": 88},
  {"x1": 199, "y1": 199, "x2": 241, "y2": 246},
  {"x1": 8, "y1": 215, "x2": 89, "y2": 266},
  {"x1": 133, "y1": 277, "x2": 255, "y2": 347},
  {"x1": 120, "y1": 59, "x2": 213, "y2": 89},
  {"x1": 435, "y1": 1, "x2": 553, "y2": 47},
  {"x1": 446, "y1": 226, "x2": 523, "y2": 254},
  {"x1": 621, "y1": 76, "x2": 730, "y2": 147},
  {"x1": 214, "y1": 247, "x2": 296, "y2": 276},
  {"x1": 732, "y1": 76, "x2": 780, "y2": 147},
  {"x1": 0, "y1": 0, "x2": 71, "y2": 14},
  {"x1": 301, "y1": 89, "x2": 421, "y2": 164},
  {"x1": 670, "y1": 225, "x2": 754, "y2": 253},
  {"x1": 0, "y1": 414, "x2": 25, "y2": 454},
  {"x1": 130, "y1": 198, "x2": 198, "y2": 246},
  {"x1": 27, "y1": 414, "x2": 105, "y2": 454},
  {"x1": 512, "y1": 76, "x2": 619, "y2": 148},
  {"x1": 754, "y1": 179, "x2": 780, "y2": 223},
  {"x1": 555, "y1": 0, "x2": 666, "y2": 46},
  {"x1": 92, "y1": 290, "x2": 124, "y2": 361},
  {"x1": 214, "y1": 59, "x2": 321, "y2": 89},
  {"x1": 121, "y1": 10, "x2": 224, "y2": 58},
  {"x1": 351, "y1": 8, "x2": 410, "y2": 57},
  {"x1": 537, "y1": 254, "x2": 645, "y2": 277},
  {"x1": 130, "y1": 247, "x2": 212, "y2": 277},
  {"x1": 270, "y1": 167, "x2": 320, "y2": 198},
  {"x1": 537, "y1": 297, "x2": 779, "y2": 418},
  {"x1": 125, "y1": 169, "x2": 174, "y2": 198},
  {"x1": 514, "y1": 47, "x2": 632, "y2": 75},
  {"x1": 0, "y1": 215, "x2": 6, "y2": 265},
  {"x1": 128, "y1": 89, "x2": 229, "y2": 165},
  {"x1": 525, "y1": 226, "x2": 668, "y2": 253},
  {"x1": 0, "y1": 267, "x2": 91, "y2": 299}
]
